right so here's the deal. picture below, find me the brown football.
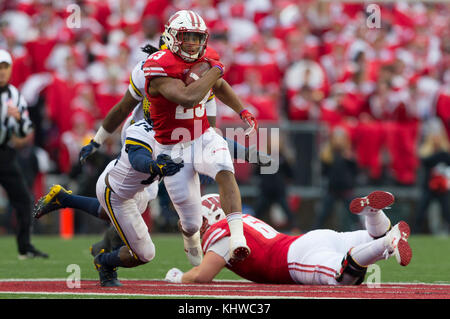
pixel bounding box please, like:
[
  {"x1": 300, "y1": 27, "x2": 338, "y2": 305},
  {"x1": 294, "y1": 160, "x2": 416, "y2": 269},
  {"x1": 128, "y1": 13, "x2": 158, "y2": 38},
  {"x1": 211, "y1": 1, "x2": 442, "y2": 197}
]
[{"x1": 184, "y1": 61, "x2": 211, "y2": 85}]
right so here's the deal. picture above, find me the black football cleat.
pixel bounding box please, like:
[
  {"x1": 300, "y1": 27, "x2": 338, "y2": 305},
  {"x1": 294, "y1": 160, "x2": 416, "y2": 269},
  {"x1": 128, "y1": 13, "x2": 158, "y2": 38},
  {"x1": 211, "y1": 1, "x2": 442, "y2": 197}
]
[
  {"x1": 33, "y1": 184, "x2": 72, "y2": 219},
  {"x1": 93, "y1": 250, "x2": 122, "y2": 287}
]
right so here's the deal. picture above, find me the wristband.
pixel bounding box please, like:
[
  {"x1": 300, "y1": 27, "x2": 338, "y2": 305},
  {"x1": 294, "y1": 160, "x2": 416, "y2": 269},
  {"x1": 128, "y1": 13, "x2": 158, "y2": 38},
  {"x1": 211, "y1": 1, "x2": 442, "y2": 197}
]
[
  {"x1": 93, "y1": 126, "x2": 112, "y2": 145},
  {"x1": 213, "y1": 64, "x2": 224, "y2": 75}
]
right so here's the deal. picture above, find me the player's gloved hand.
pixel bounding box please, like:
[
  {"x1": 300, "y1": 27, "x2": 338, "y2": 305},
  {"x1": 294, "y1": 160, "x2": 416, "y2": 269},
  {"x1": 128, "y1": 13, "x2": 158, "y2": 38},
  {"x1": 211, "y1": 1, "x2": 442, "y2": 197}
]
[
  {"x1": 239, "y1": 109, "x2": 258, "y2": 136},
  {"x1": 150, "y1": 154, "x2": 184, "y2": 177},
  {"x1": 165, "y1": 268, "x2": 183, "y2": 283},
  {"x1": 79, "y1": 139, "x2": 100, "y2": 164},
  {"x1": 245, "y1": 145, "x2": 272, "y2": 167},
  {"x1": 204, "y1": 58, "x2": 225, "y2": 76}
]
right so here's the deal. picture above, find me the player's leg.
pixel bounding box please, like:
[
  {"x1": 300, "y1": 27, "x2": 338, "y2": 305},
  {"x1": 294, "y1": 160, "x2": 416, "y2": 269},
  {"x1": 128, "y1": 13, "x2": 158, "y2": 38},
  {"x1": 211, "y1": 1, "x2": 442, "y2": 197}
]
[
  {"x1": 194, "y1": 128, "x2": 249, "y2": 260},
  {"x1": 90, "y1": 186, "x2": 152, "y2": 257},
  {"x1": 287, "y1": 229, "x2": 364, "y2": 285},
  {"x1": 95, "y1": 173, "x2": 155, "y2": 287},
  {"x1": 288, "y1": 192, "x2": 412, "y2": 285},
  {"x1": 336, "y1": 191, "x2": 412, "y2": 283},
  {"x1": 288, "y1": 229, "x2": 383, "y2": 285},
  {"x1": 349, "y1": 190, "x2": 394, "y2": 238},
  {"x1": 153, "y1": 139, "x2": 204, "y2": 265},
  {"x1": 33, "y1": 184, "x2": 106, "y2": 220},
  {"x1": 162, "y1": 158, "x2": 204, "y2": 266}
]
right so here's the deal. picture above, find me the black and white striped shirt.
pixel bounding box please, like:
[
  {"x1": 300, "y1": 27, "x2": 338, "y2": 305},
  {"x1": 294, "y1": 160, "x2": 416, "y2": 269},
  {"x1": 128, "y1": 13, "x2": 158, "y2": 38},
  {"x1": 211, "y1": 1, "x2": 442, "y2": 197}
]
[{"x1": 0, "y1": 83, "x2": 33, "y2": 146}]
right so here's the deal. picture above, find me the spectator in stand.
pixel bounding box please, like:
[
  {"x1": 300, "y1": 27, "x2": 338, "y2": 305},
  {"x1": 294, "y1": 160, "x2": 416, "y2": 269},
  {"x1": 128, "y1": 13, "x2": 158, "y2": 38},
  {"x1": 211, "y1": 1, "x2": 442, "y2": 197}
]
[
  {"x1": 414, "y1": 119, "x2": 450, "y2": 234},
  {"x1": 313, "y1": 126, "x2": 360, "y2": 231},
  {"x1": 284, "y1": 55, "x2": 328, "y2": 121},
  {"x1": 0, "y1": 1, "x2": 449, "y2": 236}
]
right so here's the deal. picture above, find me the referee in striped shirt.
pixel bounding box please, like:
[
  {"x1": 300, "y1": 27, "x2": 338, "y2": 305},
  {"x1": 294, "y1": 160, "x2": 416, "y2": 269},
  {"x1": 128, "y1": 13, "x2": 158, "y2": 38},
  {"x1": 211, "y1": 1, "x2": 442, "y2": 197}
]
[{"x1": 0, "y1": 49, "x2": 48, "y2": 259}]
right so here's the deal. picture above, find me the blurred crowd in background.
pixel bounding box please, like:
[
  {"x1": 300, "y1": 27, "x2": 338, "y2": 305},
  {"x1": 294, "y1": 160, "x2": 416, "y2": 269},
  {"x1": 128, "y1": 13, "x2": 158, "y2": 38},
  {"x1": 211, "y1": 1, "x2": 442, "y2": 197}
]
[{"x1": 0, "y1": 0, "x2": 449, "y2": 235}]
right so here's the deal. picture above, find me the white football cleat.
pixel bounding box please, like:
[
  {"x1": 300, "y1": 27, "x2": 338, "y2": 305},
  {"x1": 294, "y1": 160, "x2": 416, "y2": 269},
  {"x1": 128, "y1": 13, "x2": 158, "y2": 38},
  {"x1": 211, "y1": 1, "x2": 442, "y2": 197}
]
[
  {"x1": 182, "y1": 231, "x2": 203, "y2": 266},
  {"x1": 230, "y1": 236, "x2": 251, "y2": 261},
  {"x1": 384, "y1": 221, "x2": 412, "y2": 266},
  {"x1": 350, "y1": 191, "x2": 395, "y2": 214}
]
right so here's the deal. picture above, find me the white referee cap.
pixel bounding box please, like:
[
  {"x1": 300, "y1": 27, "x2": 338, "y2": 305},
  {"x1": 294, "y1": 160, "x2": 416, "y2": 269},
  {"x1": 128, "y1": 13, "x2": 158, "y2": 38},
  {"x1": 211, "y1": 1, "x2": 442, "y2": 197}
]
[{"x1": 0, "y1": 49, "x2": 12, "y2": 65}]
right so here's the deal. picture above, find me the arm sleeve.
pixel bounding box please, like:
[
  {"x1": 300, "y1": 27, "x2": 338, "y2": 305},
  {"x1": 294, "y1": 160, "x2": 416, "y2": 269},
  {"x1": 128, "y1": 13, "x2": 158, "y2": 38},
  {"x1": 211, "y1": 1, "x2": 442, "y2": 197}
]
[{"x1": 125, "y1": 143, "x2": 154, "y2": 174}]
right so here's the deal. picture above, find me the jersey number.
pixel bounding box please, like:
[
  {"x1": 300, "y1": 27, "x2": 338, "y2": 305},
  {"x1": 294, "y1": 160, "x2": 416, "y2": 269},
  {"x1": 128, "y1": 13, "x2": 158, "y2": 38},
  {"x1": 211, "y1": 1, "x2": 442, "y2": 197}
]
[
  {"x1": 174, "y1": 91, "x2": 209, "y2": 120},
  {"x1": 243, "y1": 215, "x2": 278, "y2": 239},
  {"x1": 135, "y1": 121, "x2": 152, "y2": 132},
  {"x1": 149, "y1": 51, "x2": 167, "y2": 61}
]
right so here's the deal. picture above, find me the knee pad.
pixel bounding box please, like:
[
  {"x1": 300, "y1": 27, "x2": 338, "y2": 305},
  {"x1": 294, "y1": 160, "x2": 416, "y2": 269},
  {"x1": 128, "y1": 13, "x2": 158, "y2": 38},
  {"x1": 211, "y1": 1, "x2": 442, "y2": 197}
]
[{"x1": 335, "y1": 251, "x2": 368, "y2": 285}]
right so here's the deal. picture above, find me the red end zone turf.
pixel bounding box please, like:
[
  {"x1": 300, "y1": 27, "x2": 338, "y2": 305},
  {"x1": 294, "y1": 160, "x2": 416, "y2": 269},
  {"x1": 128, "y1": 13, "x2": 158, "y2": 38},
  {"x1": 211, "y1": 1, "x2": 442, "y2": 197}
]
[{"x1": 1, "y1": 280, "x2": 449, "y2": 299}]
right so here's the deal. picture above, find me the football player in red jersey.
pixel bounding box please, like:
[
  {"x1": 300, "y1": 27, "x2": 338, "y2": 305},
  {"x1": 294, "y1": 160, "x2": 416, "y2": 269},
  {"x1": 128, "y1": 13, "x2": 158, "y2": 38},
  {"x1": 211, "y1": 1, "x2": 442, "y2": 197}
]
[
  {"x1": 143, "y1": 10, "x2": 258, "y2": 265},
  {"x1": 165, "y1": 192, "x2": 412, "y2": 285}
]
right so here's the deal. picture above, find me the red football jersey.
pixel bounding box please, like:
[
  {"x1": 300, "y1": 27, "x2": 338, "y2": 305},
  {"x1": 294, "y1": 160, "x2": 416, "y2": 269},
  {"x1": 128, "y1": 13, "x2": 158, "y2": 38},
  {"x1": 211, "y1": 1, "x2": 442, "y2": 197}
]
[
  {"x1": 202, "y1": 214, "x2": 302, "y2": 284},
  {"x1": 143, "y1": 47, "x2": 218, "y2": 145}
]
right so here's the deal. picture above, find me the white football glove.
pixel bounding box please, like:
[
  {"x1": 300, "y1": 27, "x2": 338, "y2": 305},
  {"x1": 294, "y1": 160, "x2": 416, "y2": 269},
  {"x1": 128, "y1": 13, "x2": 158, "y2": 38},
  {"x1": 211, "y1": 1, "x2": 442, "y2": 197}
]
[{"x1": 165, "y1": 268, "x2": 183, "y2": 283}]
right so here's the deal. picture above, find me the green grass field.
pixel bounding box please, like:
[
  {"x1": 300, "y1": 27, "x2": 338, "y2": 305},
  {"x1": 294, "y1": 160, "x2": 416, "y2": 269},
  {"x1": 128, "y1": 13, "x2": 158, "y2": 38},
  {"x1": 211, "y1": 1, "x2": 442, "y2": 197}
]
[
  {"x1": 0, "y1": 233, "x2": 449, "y2": 298},
  {"x1": 0, "y1": 234, "x2": 241, "y2": 281}
]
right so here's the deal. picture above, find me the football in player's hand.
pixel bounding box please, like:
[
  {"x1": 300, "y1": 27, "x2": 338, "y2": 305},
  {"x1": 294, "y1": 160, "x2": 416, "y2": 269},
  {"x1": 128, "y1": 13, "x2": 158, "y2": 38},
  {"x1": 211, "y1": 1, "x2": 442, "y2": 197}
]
[{"x1": 184, "y1": 62, "x2": 211, "y2": 85}]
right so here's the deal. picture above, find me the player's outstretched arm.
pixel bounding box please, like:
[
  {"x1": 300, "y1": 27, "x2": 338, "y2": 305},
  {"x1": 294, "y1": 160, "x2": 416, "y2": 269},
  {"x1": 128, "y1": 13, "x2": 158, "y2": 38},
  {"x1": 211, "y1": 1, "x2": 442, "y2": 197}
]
[
  {"x1": 165, "y1": 251, "x2": 226, "y2": 284},
  {"x1": 149, "y1": 66, "x2": 223, "y2": 109},
  {"x1": 213, "y1": 79, "x2": 258, "y2": 135},
  {"x1": 79, "y1": 90, "x2": 139, "y2": 164}
]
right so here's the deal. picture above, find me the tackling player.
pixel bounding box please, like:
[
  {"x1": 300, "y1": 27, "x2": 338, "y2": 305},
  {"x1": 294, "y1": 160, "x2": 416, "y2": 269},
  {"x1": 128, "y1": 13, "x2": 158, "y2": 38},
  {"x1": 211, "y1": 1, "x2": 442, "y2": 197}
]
[
  {"x1": 143, "y1": 9, "x2": 259, "y2": 265},
  {"x1": 165, "y1": 191, "x2": 412, "y2": 285},
  {"x1": 96, "y1": 119, "x2": 183, "y2": 287}
]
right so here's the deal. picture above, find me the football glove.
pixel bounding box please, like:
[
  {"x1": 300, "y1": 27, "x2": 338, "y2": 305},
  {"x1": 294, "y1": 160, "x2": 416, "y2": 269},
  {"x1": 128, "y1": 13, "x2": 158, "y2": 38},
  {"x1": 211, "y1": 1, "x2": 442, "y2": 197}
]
[
  {"x1": 239, "y1": 109, "x2": 258, "y2": 136},
  {"x1": 150, "y1": 154, "x2": 184, "y2": 177},
  {"x1": 79, "y1": 139, "x2": 100, "y2": 164},
  {"x1": 245, "y1": 145, "x2": 272, "y2": 167},
  {"x1": 165, "y1": 268, "x2": 183, "y2": 283}
]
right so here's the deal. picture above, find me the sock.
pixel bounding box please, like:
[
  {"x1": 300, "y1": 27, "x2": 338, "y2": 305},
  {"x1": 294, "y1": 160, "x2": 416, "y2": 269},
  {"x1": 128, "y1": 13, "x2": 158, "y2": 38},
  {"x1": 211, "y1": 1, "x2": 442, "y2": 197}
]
[
  {"x1": 361, "y1": 209, "x2": 391, "y2": 238},
  {"x1": 349, "y1": 237, "x2": 388, "y2": 266},
  {"x1": 97, "y1": 248, "x2": 124, "y2": 268},
  {"x1": 227, "y1": 212, "x2": 245, "y2": 239},
  {"x1": 182, "y1": 230, "x2": 201, "y2": 248},
  {"x1": 59, "y1": 193, "x2": 101, "y2": 218}
]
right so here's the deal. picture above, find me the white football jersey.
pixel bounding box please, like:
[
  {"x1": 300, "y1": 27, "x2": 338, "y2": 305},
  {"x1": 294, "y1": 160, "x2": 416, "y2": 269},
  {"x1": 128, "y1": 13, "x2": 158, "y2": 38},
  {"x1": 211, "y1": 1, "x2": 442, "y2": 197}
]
[{"x1": 107, "y1": 120, "x2": 158, "y2": 199}]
